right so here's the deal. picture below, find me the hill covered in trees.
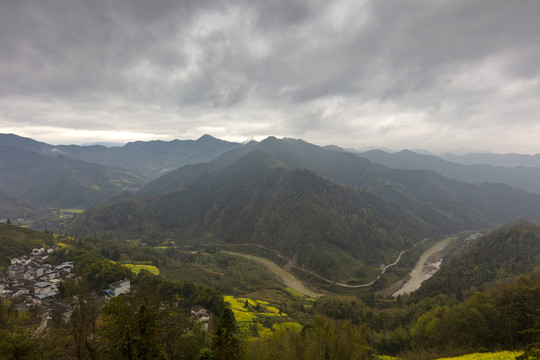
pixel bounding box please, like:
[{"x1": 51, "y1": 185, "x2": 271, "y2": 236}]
[
  {"x1": 69, "y1": 150, "x2": 437, "y2": 282},
  {"x1": 415, "y1": 220, "x2": 540, "y2": 299},
  {"x1": 141, "y1": 137, "x2": 540, "y2": 234}
]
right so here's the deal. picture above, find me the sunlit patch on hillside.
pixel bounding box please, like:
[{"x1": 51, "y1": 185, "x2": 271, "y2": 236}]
[
  {"x1": 122, "y1": 263, "x2": 160, "y2": 275},
  {"x1": 224, "y1": 295, "x2": 302, "y2": 339}
]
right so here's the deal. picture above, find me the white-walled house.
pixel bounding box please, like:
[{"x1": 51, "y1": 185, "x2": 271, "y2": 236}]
[
  {"x1": 108, "y1": 279, "x2": 130, "y2": 297},
  {"x1": 34, "y1": 282, "x2": 52, "y2": 295}
]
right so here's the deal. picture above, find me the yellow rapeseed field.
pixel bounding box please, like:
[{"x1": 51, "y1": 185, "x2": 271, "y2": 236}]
[
  {"x1": 435, "y1": 351, "x2": 523, "y2": 360},
  {"x1": 377, "y1": 351, "x2": 523, "y2": 360},
  {"x1": 122, "y1": 263, "x2": 160, "y2": 275}
]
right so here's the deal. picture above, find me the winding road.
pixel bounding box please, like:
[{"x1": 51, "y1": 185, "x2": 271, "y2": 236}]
[{"x1": 221, "y1": 240, "x2": 427, "y2": 290}]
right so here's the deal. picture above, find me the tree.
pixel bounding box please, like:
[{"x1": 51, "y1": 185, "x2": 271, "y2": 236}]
[
  {"x1": 212, "y1": 307, "x2": 241, "y2": 360},
  {"x1": 69, "y1": 297, "x2": 101, "y2": 360},
  {"x1": 100, "y1": 297, "x2": 168, "y2": 359},
  {"x1": 517, "y1": 310, "x2": 540, "y2": 360}
]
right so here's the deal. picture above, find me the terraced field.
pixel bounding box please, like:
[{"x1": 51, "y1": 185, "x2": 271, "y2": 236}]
[{"x1": 224, "y1": 295, "x2": 301, "y2": 338}]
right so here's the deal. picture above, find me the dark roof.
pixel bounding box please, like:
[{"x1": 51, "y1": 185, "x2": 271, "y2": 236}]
[
  {"x1": 109, "y1": 279, "x2": 130, "y2": 288},
  {"x1": 55, "y1": 264, "x2": 71, "y2": 270},
  {"x1": 36, "y1": 290, "x2": 57, "y2": 300},
  {"x1": 34, "y1": 282, "x2": 51, "y2": 288}
]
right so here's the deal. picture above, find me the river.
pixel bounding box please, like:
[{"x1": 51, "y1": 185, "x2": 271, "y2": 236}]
[
  {"x1": 392, "y1": 236, "x2": 454, "y2": 297},
  {"x1": 226, "y1": 252, "x2": 323, "y2": 298}
]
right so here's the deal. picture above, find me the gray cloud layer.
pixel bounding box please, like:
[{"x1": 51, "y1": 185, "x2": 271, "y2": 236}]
[{"x1": 1, "y1": 0, "x2": 539, "y2": 152}]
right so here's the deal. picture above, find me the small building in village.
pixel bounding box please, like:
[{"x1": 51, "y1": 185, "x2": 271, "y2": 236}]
[
  {"x1": 36, "y1": 290, "x2": 58, "y2": 304},
  {"x1": 34, "y1": 282, "x2": 53, "y2": 295},
  {"x1": 108, "y1": 279, "x2": 130, "y2": 297}
]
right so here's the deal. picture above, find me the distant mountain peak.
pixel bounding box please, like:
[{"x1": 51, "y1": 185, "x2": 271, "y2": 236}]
[{"x1": 197, "y1": 134, "x2": 218, "y2": 142}]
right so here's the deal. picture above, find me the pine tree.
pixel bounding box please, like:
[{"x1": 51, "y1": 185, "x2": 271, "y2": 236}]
[{"x1": 212, "y1": 307, "x2": 241, "y2": 360}]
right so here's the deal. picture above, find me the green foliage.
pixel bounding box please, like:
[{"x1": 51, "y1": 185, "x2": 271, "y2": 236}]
[
  {"x1": 244, "y1": 315, "x2": 371, "y2": 360},
  {"x1": 403, "y1": 273, "x2": 540, "y2": 355},
  {"x1": 0, "y1": 299, "x2": 38, "y2": 360},
  {"x1": 100, "y1": 298, "x2": 168, "y2": 359},
  {"x1": 75, "y1": 254, "x2": 133, "y2": 292}
]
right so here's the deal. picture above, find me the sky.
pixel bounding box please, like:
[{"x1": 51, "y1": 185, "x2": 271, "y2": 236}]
[{"x1": 1, "y1": 0, "x2": 539, "y2": 153}]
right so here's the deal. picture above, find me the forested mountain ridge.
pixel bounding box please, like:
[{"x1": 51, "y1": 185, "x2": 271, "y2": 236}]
[
  {"x1": 0, "y1": 145, "x2": 147, "y2": 210},
  {"x1": 359, "y1": 148, "x2": 540, "y2": 194},
  {"x1": 141, "y1": 137, "x2": 540, "y2": 234},
  {"x1": 0, "y1": 133, "x2": 241, "y2": 180},
  {"x1": 69, "y1": 150, "x2": 437, "y2": 282},
  {"x1": 416, "y1": 219, "x2": 540, "y2": 299}
]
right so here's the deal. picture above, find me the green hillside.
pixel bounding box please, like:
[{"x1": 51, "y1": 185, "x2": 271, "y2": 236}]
[
  {"x1": 0, "y1": 223, "x2": 55, "y2": 264},
  {"x1": 416, "y1": 220, "x2": 540, "y2": 299},
  {"x1": 69, "y1": 150, "x2": 436, "y2": 283}
]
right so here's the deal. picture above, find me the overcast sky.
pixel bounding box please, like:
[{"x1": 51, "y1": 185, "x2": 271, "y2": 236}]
[{"x1": 1, "y1": 0, "x2": 539, "y2": 153}]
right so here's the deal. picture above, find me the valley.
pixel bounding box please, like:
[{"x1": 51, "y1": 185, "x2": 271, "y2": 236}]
[{"x1": 1, "y1": 133, "x2": 540, "y2": 360}]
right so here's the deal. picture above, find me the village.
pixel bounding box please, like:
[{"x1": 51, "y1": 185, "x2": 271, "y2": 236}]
[
  {"x1": 0, "y1": 245, "x2": 131, "y2": 328},
  {"x1": 0, "y1": 243, "x2": 211, "y2": 332}
]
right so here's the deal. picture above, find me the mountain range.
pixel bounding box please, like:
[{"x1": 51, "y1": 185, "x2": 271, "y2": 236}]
[
  {"x1": 140, "y1": 137, "x2": 540, "y2": 233},
  {"x1": 359, "y1": 149, "x2": 540, "y2": 194},
  {"x1": 3, "y1": 132, "x2": 540, "y2": 282},
  {"x1": 0, "y1": 133, "x2": 240, "y2": 180}
]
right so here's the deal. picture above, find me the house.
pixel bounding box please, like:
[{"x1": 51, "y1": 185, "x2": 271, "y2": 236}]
[
  {"x1": 44, "y1": 270, "x2": 59, "y2": 281},
  {"x1": 31, "y1": 248, "x2": 45, "y2": 256},
  {"x1": 34, "y1": 266, "x2": 45, "y2": 279},
  {"x1": 47, "y1": 246, "x2": 58, "y2": 254},
  {"x1": 0, "y1": 290, "x2": 13, "y2": 297},
  {"x1": 35, "y1": 291, "x2": 57, "y2": 304},
  {"x1": 191, "y1": 307, "x2": 210, "y2": 330},
  {"x1": 108, "y1": 279, "x2": 130, "y2": 297},
  {"x1": 191, "y1": 307, "x2": 209, "y2": 318},
  {"x1": 8, "y1": 264, "x2": 24, "y2": 280},
  {"x1": 34, "y1": 282, "x2": 53, "y2": 295},
  {"x1": 13, "y1": 289, "x2": 30, "y2": 297},
  {"x1": 55, "y1": 264, "x2": 72, "y2": 273}
]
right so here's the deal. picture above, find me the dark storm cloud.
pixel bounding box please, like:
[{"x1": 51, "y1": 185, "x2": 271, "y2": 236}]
[{"x1": 0, "y1": 0, "x2": 539, "y2": 152}]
